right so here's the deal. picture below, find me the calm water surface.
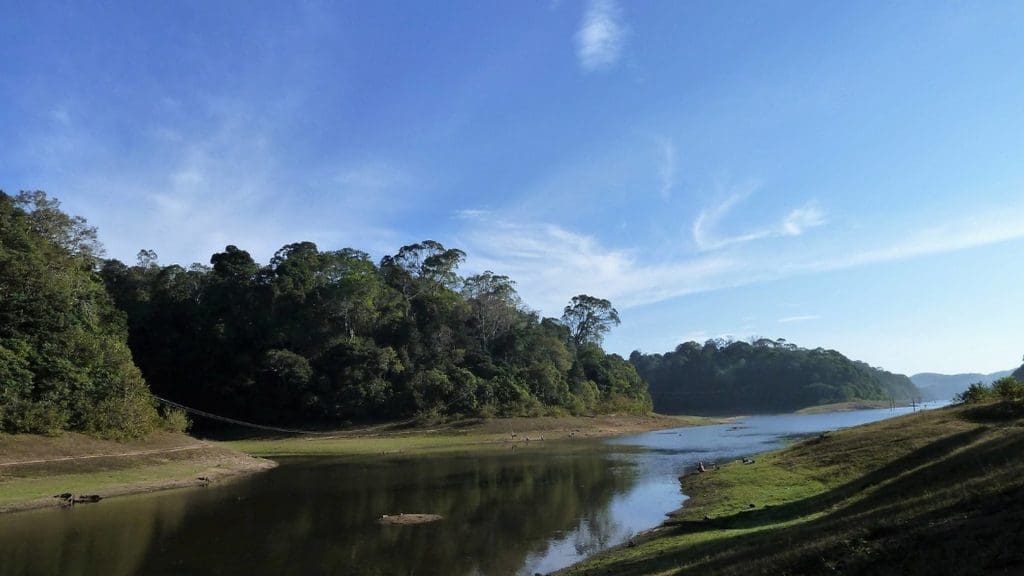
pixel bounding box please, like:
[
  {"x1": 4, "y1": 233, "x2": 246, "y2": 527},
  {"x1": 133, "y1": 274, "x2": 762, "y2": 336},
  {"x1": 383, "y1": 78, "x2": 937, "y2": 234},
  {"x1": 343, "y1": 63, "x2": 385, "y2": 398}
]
[{"x1": 0, "y1": 404, "x2": 943, "y2": 576}]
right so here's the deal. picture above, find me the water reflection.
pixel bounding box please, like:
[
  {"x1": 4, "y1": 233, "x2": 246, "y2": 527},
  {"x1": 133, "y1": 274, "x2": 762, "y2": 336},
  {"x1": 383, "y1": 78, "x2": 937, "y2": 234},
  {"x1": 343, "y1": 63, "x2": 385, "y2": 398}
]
[
  {"x1": 0, "y1": 404, "x2": 946, "y2": 576},
  {"x1": 0, "y1": 488, "x2": 193, "y2": 576},
  {"x1": 0, "y1": 449, "x2": 643, "y2": 576}
]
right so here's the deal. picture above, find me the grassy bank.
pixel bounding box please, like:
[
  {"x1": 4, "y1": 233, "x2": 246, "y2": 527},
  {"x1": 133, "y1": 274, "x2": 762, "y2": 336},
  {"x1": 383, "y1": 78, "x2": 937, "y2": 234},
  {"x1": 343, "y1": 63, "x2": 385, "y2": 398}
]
[
  {"x1": 224, "y1": 414, "x2": 714, "y2": 457},
  {"x1": 0, "y1": 414, "x2": 709, "y2": 513},
  {"x1": 0, "y1": 432, "x2": 275, "y2": 514},
  {"x1": 557, "y1": 402, "x2": 1024, "y2": 575},
  {"x1": 794, "y1": 400, "x2": 899, "y2": 414}
]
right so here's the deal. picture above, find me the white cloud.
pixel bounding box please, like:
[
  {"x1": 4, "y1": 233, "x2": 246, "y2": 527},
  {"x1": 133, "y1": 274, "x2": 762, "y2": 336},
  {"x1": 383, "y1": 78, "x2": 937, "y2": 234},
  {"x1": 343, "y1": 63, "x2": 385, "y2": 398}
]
[
  {"x1": 458, "y1": 216, "x2": 737, "y2": 315},
  {"x1": 778, "y1": 314, "x2": 821, "y2": 324},
  {"x1": 782, "y1": 205, "x2": 826, "y2": 236},
  {"x1": 457, "y1": 198, "x2": 1024, "y2": 318},
  {"x1": 657, "y1": 138, "x2": 676, "y2": 200},
  {"x1": 22, "y1": 105, "x2": 407, "y2": 266},
  {"x1": 455, "y1": 208, "x2": 490, "y2": 221},
  {"x1": 808, "y1": 206, "x2": 1024, "y2": 272},
  {"x1": 575, "y1": 0, "x2": 626, "y2": 72},
  {"x1": 692, "y1": 185, "x2": 762, "y2": 250},
  {"x1": 692, "y1": 186, "x2": 827, "y2": 251}
]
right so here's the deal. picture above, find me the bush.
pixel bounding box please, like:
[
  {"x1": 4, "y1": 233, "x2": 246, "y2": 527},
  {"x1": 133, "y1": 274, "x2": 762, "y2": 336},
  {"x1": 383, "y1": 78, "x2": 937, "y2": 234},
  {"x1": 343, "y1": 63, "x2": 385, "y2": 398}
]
[
  {"x1": 955, "y1": 382, "x2": 995, "y2": 404},
  {"x1": 161, "y1": 408, "x2": 191, "y2": 433},
  {"x1": 993, "y1": 377, "x2": 1024, "y2": 402},
  {"x1": 476, "y1": 404, "x2": 498, "y2": 419}
]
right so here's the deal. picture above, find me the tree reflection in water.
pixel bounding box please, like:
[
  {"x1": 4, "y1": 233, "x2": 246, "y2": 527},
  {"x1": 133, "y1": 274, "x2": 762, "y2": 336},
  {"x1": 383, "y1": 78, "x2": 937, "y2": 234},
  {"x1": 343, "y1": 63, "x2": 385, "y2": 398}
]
[{"x1": 0, "y1": 447, "x2": 641, "y2": 576}]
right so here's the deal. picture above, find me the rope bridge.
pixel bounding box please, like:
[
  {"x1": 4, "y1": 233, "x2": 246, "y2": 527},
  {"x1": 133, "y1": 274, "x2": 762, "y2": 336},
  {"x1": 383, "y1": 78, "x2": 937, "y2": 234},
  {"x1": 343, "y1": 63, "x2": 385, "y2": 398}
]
[{"x1": 153, "y1": 395, "x2": 337, "y2": 436}]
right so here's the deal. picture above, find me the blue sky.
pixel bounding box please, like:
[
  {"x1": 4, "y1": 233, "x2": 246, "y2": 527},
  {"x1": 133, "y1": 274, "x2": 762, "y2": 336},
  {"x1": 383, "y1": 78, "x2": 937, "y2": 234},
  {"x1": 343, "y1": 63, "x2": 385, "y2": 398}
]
[{"x1": 3, "y1": 1, "x2": 1023, "y2": 375}]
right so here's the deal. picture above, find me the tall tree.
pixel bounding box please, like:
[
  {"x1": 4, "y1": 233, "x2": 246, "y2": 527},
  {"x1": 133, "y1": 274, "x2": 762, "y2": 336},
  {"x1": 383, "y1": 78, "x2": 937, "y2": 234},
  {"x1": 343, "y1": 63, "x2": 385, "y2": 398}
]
[
  {"x1": 379, "y1": 240, "x2": 466, "y2": 300},
  {"x1": 462, "y1": 271, "x2": 522, "y2": 348},
  {"x1": 0, "y1": 191, "x2": 158, "y2": 437},
  {"x1": 561, "y1": 294, "x2": 620, "y2": 347}
]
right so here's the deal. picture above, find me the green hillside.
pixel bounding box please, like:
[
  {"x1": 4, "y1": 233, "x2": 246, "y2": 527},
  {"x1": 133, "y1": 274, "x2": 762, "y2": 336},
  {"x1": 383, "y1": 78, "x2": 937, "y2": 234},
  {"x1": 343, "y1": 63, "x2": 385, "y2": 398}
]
[{"x1": 631, "y1": 339, "x2": 919, "y2": 415}]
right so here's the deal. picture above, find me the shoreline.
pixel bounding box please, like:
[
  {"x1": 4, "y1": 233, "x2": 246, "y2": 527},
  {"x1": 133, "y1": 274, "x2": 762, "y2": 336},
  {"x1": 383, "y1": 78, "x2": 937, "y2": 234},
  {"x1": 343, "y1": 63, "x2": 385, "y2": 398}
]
[
  {"x1": 222, "y1": 413, "x2": 720, "y2": 457},
  {"x1": 0, "y1": 414, "x2": 707, "y2": 514},
  {"x1": 0, "y1": 432, "x2": 276, "y2": 515},
  {"x1": 794, "y1": 399, "x2": 911, "y2": 414},
  {"x1": 556, "y1": 403, "x2": 1024, "y2": 575}
]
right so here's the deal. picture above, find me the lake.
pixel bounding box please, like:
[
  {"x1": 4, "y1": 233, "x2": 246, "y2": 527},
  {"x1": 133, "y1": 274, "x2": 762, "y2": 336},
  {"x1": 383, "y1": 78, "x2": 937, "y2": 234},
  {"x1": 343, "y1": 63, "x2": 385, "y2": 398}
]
[{"x1": 0, "y1": 403, "x2": 943, "y2": 576}]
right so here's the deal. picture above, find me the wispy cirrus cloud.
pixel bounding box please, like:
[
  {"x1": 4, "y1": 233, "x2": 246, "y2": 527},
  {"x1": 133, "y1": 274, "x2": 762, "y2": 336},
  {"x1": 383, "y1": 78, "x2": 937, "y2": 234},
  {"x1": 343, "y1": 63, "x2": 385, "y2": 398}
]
[
  {"x1": 806, "y1": 205, "x2": 1024, "y2": 272},
  {"x1": 456, "y1": 215, "x2": 736, "y2": 315},
  {"x1": 575, "y1": 0, "x2": 626, "y2": 72},
  {"x1": 455, "y1": 197, "x2": 1024, "y2": 317},
  {"x1": 455, "y1": 208, "x2": 491, "y2": 221},
  {"x1": 781, "y1": 205, "x2": 826, "y2": 236},
  {"x1": 692, "y1": 185, "x2": 826, "y2": 251},
  {"x1": 20, "y1": 104, "x2": 408, "y2": 265},
  {"x1": 657, "y1": 137, "x2": 677, "y2": 200},
  {"x1": 778, "y1": 314, "x2": 821, "y2": 324}
]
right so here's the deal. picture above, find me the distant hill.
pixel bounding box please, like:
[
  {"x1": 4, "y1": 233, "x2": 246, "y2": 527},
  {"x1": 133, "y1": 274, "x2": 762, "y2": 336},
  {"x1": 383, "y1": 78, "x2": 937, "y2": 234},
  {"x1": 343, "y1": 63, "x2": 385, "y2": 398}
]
[
  {"x1": 911, "y1": 370, "x2": 1014, "y2": 401},
  {"x1": 1014, "y1": 364, "x2": 1024, "y2": 381},
  {"x1": 630, "y1": 338, "x2": 920, "y2": 415}
]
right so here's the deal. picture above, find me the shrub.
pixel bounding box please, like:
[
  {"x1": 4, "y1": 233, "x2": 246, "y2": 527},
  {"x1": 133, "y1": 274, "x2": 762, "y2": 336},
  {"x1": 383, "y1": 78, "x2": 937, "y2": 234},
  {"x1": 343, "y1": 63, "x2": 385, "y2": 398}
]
[
  {"x1": 992, "y1": 377, "x2": 1024, "y2": 402},
  {"x1": 161, "y1": 408, "x2": 191, "y2": 433},
  {"x1": 955, "y1": 382, "x2": 994, "y2": 404}
]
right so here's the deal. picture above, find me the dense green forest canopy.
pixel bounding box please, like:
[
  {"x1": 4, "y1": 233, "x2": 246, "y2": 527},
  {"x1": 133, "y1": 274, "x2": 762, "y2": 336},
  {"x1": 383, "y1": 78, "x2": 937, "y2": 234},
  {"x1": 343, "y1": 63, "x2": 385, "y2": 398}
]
[
  {"x1": 630, "y1": 338, "x2": 920, "y2": 415},
  {"x1": 0, "y1": 192, "x2": 160, "y2": 437},
  {"x1": 100, "y1": 236, "x2": 651, "y2": 427},
  {"x1": 0, "y1": 191, "x2": 650, "y2": 436}
]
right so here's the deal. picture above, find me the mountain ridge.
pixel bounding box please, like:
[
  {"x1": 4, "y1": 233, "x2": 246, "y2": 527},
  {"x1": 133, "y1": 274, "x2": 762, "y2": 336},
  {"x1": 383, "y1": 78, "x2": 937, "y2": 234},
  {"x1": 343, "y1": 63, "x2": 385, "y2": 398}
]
[{"x1": 911, "y1": 370, "x2": 1014, "y2": 401}]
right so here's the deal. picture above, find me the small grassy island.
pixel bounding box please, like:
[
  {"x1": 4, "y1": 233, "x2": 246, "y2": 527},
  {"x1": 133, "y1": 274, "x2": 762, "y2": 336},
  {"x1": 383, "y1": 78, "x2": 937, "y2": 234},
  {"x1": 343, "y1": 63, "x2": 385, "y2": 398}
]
[{"x1": 557, "y1": 398, "x2": 1024, "y2": 575}]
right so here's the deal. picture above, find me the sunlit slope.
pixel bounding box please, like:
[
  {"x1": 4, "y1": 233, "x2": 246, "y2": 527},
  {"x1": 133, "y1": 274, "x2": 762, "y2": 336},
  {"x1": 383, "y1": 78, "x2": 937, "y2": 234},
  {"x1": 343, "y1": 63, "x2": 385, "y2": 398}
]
[{"x1": 559, "y1": 402, "x2": 1024, "y2": 575}]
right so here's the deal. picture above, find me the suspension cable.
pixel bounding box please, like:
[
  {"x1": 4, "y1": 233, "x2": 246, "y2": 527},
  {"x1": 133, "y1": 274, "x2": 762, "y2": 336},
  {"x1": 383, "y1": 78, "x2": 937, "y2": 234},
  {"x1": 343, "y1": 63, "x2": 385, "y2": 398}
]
[{"x1": 153, "y1": 395, "x2": 337, "y2": 436}]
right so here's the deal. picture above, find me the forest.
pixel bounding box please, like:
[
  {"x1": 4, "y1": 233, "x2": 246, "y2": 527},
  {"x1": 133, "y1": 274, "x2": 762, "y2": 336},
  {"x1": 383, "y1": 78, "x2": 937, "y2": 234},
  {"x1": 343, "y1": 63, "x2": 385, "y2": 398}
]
[
  {"x1": 631, "y1": 339, "x2": 920, "y2": 415},
  {"x1": 1, "y1": 191, "x2": 651, "y2": 436},
  {"x1": 9, "y1": 190, "x2": 995, "y2": 438},
  {"x1": 0, "y1": 192, "x2": 161, "y2": 437}
]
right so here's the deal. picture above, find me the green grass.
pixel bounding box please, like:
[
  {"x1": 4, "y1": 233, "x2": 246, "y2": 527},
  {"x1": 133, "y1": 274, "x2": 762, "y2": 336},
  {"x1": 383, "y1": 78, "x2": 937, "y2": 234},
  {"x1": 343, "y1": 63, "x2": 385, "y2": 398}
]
[
  {"x1": 0, "y1": 460, "x2": 221, "y2": 507},
  {"x1": 795, "y1": 400, "x2": 902, "y2": 414},
  {"x1": 0, "y1": 433, "x2": 273, "y2": 512},
  {"x1": 223, "y1": 434, "x2": 494, "y2": 457},
  {"x1": 222, "y1": 414, "x2": 717, "y2": 457},
  {"x1": 557, "y1": 402, "x2": 1024, "y2": 576}
]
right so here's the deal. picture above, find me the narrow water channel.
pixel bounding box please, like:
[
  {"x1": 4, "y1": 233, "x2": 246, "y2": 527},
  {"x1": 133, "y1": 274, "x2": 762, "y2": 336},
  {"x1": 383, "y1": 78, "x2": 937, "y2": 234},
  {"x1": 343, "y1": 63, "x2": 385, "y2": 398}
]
[{"x1": 0, "y1": 404, "x2": 941, "y2": 576}]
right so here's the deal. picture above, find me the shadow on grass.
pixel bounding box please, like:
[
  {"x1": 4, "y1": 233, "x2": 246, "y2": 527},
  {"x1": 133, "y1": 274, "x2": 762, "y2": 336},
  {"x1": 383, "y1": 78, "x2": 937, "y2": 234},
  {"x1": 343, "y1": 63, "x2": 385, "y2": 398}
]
[
  {"x1": 959, "y1": 401, "x2": 1024, "y2": 424},
  {"x1": 667, "y1": 427, "x2": 989, "y2": 534},
  {"x1": 572, "y1": 425, "x2": 1024, "y2": 576}
]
